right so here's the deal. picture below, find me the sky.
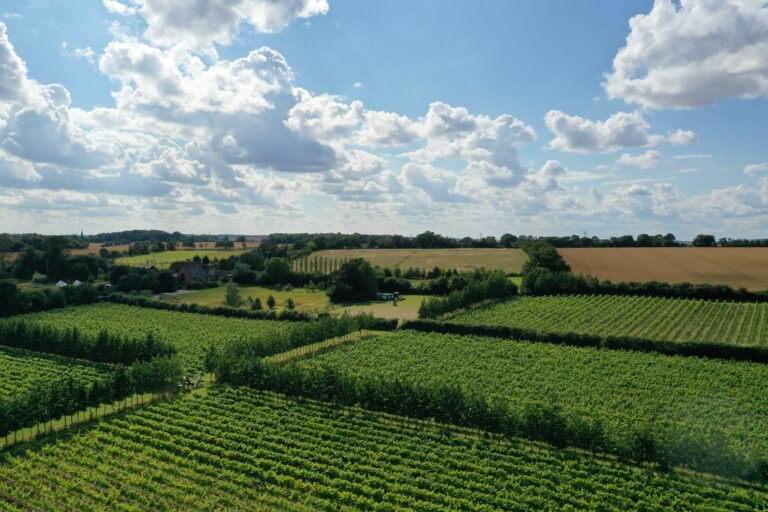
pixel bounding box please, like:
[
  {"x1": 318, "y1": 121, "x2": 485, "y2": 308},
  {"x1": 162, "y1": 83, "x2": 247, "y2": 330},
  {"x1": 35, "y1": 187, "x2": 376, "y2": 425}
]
[{"x1": 0, "y1": 0, "x2": 766, "y2": 238}]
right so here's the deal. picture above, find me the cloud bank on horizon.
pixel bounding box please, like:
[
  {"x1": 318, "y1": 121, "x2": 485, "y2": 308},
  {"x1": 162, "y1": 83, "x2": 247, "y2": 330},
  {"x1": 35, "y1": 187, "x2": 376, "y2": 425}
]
[{"x1": 0, "y1": 0, "x2": 766, "y2": 237}]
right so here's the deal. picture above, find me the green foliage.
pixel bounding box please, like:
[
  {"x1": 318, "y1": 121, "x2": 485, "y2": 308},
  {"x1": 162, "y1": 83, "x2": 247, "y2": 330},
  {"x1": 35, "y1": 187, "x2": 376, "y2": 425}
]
[
  {"x1": 0, "y1": 318, "x2": 174, "y2": 364},
  {"x1": 418, "y1": 270, "x2": 516, "y2": 318},
  {"x1": 6, "y1": 304, "x2": 307, "y2": 371},
  {"x1": 278, "y1": 331, "x2": 768, "y2": 480},
  {"x1": 454, "y1": 295, "x2": 768, "y2": 347},
  {"x1": 327, "y1": 258, "x2": 378, "y2": 303},
  {"x1": 1, "y1": 388, "x2": 761, "y2": 510},
  {"x1": 286, "y1": 298, "x2": 295, "y2": 310},
  {"x1": 266, "y1": 295, "x2": 276, "y2": 309},
  {"x1": 520, "y1": 241, "x2": 571, "y2": 273},
  {"x1": 263, "y1": 257, "x2": 292, "y2": 285},
  {"x1": 0, "y1": 346, "x2": 112, "y2": 402},
  {"x1": 224, "y1": 282, "x2": 242, "y2": 308},
  {"x1": 693, "y1": 234, "x2": 717, "y2": 247},
  {"x1": 0, "y1": 346, "x2": 181, "y2": 437}
]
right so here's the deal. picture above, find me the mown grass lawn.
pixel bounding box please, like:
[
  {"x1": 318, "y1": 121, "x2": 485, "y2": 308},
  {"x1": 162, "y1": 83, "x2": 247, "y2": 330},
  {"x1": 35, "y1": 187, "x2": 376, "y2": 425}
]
[{"x1": 165, "y1": 285, "x2": 330, "y2": 313}]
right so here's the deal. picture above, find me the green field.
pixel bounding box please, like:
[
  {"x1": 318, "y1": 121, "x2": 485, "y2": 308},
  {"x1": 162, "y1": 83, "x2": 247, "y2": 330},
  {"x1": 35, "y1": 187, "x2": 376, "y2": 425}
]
[
  {"x1": 8, "y1": 304, "x2": 315, "y2": 371},
  {"x1": 288, "y1": 330, "x2": 768, "y2": 474},
  {"x1": 329, "y1": 294, "x2": 428, "y2": 320},
  {"x1": 0, "y1": 346, "x2": 112, "y2": 402},
  {"x1": 452, "y1": 295, "x2": 768, "y2": 346},
  {"x1": 116, "y1": 249, "x2": 247, "y2": 269},
  {"x1": 165, "y1": 285, "x2": 330, "y2": 312},
  {"x1": 166, "y1": 285, "x2": 426, "y2": 320},
  {"x1": 0, "y1": 388, "x2": 763, "y2": 511},
  {"x1": 305, "y1": 248, "x2": 528, "y2": 273}
]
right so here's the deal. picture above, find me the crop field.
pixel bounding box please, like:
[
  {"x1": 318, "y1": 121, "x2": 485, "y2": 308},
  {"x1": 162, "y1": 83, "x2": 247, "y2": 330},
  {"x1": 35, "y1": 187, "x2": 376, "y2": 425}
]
[
  {"x1": 288, "y1": 331, "x2": 768, "y2": 470},
  {"x1": 560, "y1": 247, "x2": 768, "y2": 291},
  {"x1": 0, "y1": 388, "x2": 763, "y2": 511},
  {"x1": 308, "y1": 248, "x2": 528, "y2": 273},
  {"x1": 165, "y1": 285, "x2": 330, "y2": 312},
  {"x1": 8, "y1": 304, "x2": 307, "y2": 371},
  {"x1": 0, "y1": 346, "x2": 112, "y2": 402},
  {"x1": 116, "y1": 249, "x2": 248, "y2": 269},
  {"x1": 453, "y1": 295, "x2": 768, "y2": 346}
]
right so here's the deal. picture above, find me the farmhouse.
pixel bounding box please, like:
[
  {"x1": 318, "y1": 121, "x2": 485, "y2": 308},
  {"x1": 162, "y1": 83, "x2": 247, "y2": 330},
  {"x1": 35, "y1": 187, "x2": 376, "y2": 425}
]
[{"x1": 169, "y1": 261, "x2": 228, "y2": 285}]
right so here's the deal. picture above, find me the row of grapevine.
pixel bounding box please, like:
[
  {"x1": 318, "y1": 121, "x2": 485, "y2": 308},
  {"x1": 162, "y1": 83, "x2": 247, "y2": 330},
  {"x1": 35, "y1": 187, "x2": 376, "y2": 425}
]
[
  {"x1": 453, "y1": 294, "x2": 768, "y2": 346},
  {"x1": 0, "y1": 388, "x2": 763, "y2": 510},
  {"x1": 269, "y1": 331, "x2": 768, "y2": 479},
  {"x1": 0, "y1": 346, "x2": 111, "y2": 401},
  {"x1": 6, "y1": 304, "x2": 358, "y2": 371},
  {"x1": 292, "y1": 256, "x2": 347, "y2": 274}
]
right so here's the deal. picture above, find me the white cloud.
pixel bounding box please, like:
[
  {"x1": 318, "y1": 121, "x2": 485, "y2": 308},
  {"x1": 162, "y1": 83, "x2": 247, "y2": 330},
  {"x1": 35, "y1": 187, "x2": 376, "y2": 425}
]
[
  {"x1": 745, "y1": 163, "x2": 768, "y2": 176},
  {"x1": 353, "y1": 82, "x2": 363, "y2": 89},
  {"x1": 408, "y1": 101, "x2": 536, "y2": 168},
  {"x1": 135, "y1": 0, "x2": 329, "y2": 52},
  {"x1": 604, "y1": 0, "x2": 768, "y2": 109},
  {"x1": 0, "y1": 152, "x2": 42, "y2": 186},
  {"x1": 616, "y1": 150, "x2": 662, "y2": 169},
  {"x1": 103, "y1": 0, "x2": 139, "y2": 16},
  {"x1": 0, "y1": 22, "x2": 27, "y2": 101},
  {"x1": 62, "y1": 42, "x2": 97, "y2": 66},
  {"x1": 545, "y1": 110, "x2": 662, "y2": 153},
  {"x1": 668, "y1": 129, "x2": 696, "y2": 146},
  {"x1": 401, "y1": 163, "x2": 472, "y2": 203}
]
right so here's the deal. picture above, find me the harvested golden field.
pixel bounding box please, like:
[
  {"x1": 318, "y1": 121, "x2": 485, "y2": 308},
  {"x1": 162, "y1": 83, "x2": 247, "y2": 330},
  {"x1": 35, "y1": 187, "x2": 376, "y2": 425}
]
[
  {"x1": 560, "y1": 247, "x2": 768, "y2": 291},
  {"x1": 311, "y1": 248, "x2": 528, "y2": 273}
]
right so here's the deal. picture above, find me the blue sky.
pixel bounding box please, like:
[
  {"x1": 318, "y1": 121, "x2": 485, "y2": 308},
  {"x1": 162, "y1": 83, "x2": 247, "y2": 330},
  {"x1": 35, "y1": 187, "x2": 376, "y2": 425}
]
[{"x1": 0, "y1": 0, "x2": 766, "y2": 238}]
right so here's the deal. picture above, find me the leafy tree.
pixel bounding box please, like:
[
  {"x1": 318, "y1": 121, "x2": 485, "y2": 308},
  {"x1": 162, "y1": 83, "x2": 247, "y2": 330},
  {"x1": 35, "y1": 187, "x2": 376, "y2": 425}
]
[
  {"x1": 327, "y1": 258, "x2": 379, "y2": 303},
  {"x1": 693, "y1": 234, "x2": 716, "y2": 247},
  {"x1": 252, "y1": 298, "x2": 263, "y2": 310},
  {"x1": 263, "y1": 258, "x2": 292, "y2": 284},
  {"x1": 224, "y1": 282, "x2": 242, "y2": 308},
  {"x1": 521, "y1": 242, "x2": 571, "y2": 273},
  {"x1": 500, "y1": 233, "x2": 518, "y2": 248},
  {"x1": 266, "y1": 295, "x2": 276, "y2": 310},
  {"x1": 286, "y1": 298, "x2": 295, "y2": 310},
  {"x1": 117, "y1": 273, "x2": 144, "y2": 293}
]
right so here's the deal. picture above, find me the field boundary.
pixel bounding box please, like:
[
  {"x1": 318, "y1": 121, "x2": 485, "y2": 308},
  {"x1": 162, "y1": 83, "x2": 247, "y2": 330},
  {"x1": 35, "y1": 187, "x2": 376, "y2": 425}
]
[
  {"x1": 401, "y1": 319, "x2": 768, "y2": 364},
  {"x1": 263, "y1": 330, "x2": 381, "y2": 364}
]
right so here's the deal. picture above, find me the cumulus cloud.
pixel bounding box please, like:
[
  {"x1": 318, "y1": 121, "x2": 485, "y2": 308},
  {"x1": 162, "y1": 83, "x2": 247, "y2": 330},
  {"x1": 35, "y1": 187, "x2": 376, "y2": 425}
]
[
  {"x1": 121, "y1": 0, "x2": 329, "y2": 52},
  {"x1": 668, "y1": 129, "x2": 696, "y2": 146},
  {"x1": 101, "y1": 42, "x2": 339, "y2": 173},
  {"x1": 0, "y1": 22, "x2": 27, "y2": 101},
  {"x1": 545, "y1": 110, "x2": 662, "y2": 153},
  {"x1": 604, "y1": 0, "x2": 768, "y2": 109},
  {"x1": 0, "y1": 153, "x2": 41, "y2": 187},
  {"x1": 616, "y1": 150, "x2": 662, "y2": 169},
  {"x1": 745, "y1": 163, "x2": 768, "y2": 176},
  {"x1": 408, "y1": 101, "x2": 536, "y2": 168}
]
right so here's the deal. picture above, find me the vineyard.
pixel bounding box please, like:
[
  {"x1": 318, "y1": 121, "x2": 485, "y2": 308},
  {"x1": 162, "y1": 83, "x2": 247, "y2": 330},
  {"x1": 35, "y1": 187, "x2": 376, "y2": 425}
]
[
  {"x1": 0, "y1": 388, "x2": 764, "y2": 511},
  {"x1": 285, "y1": 331, "x2": 768, "y2": 476},
  {"x1": 296, "y1": 248, "x2": 529, "y2": 273},
  {"x1": 6, "y1": 304, "x2": 330, "y2": 371},
  {"x1": 453, "y1": 295, "x2": 768, "y2": 346},
  {"x1": 0, "y1": 346, "x2": 112, "y2": 401}
]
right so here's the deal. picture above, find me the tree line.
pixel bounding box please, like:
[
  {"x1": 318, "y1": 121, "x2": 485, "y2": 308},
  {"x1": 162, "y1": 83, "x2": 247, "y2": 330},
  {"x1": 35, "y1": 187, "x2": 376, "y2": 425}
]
[
  {"x1": 0, "y1": 319, "x2": 175, "y2": 364},
  {"x1": 213, "y1": 357, "x2": 768, "y2": 481},
  {"x1": 401, "y1": 319, "x2": 768, "y2": 365},
  {"x1": 0, "y1": 355, "x2": 181, "y2": 440},
  {"x1": 418, "y1": 271, "x2": 518, "y2": 319},
  {"x1": 520, "y1": 241, "x2": 768, "y2": 301}
]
